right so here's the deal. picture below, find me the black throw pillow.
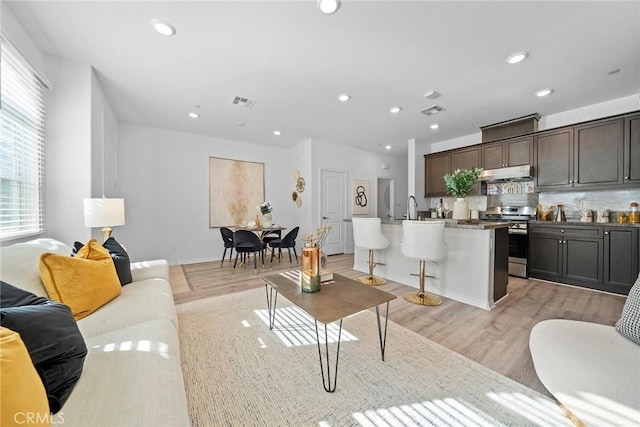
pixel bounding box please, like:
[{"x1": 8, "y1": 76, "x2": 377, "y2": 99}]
[
  {"x1": 72, "y1": 237, "x2": 133, "y2": 285},
  {"x1": 0, "y1": 281, "x2": 88, "y2": 413}
]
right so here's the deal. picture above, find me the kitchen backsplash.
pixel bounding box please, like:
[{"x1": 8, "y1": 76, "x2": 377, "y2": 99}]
[
  {"x1": 427, "y1": 187, "x2": 640, "y2": 219},
  {"x1": 539, "y1": 188, "x2": 640, "y2": 220},
  {"x1": 486, "y1": 180, "x2": 535, "y2": 195}
]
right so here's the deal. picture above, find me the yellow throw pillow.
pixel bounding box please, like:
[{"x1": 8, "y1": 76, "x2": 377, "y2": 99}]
[
  {"x1": 39, "y1": 239, "x2": 122, "y2": 320},
  {"x1": 0, "y1": 326, "x2": 51, "y2": 427}
]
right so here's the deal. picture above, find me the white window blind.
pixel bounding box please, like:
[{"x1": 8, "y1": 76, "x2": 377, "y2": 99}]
[{"x1": 0, "y1": 38, "x2": 46, "y2": 240}]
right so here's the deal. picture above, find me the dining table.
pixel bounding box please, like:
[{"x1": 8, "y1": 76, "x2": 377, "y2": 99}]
[{"x1": 232, "y1": 225, "x2": 286, "y2": 233}]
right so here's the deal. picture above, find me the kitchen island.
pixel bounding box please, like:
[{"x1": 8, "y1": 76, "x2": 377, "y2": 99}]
[{"x1": 353, "y1": 220, "x2": 510, "y2": 310}]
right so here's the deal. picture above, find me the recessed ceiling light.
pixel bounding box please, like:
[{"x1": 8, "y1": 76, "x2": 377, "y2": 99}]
[
  {"x1": 390, "y1": 106, "x2": 402, "y2": 114},
  {"x1": 535, "y1": 88, "x2": 553, "y2": 97},
  {"x1": 317, "y1": 0, "x2": 341, "y2": 14},
  {"x1": 273, "y1": 130, "x2": 282, "y2": 136},
  {"x1": 188, "y1": 112, "x2": 199, "y2": 119},
  {"x1": 385, "y1": 145, "x2": 392, "y2": 150},
  {"x1": 506, "y1": 51, "x2": 528, "y2": 64},
  {"x1": 338, "y1": 94, "x2": 351, "y2": 102},
  {"x1": 430, "y1": 123, "x2": 440, "y2": 130},
  {"x1": 151, "y1": 19, "x2": 176, "y2": 36}
]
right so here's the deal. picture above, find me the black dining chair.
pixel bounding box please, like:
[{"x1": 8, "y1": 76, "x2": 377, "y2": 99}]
[
  {"x1": 233, "y1": 230, "x2": 264, "y2": 274},
  {"x1": 268, "y1": 226, "x2": 299, "y2": 263},
  {"x1": 220, "y1": 227, "x2": 234, "y2": 267},
  {"x1": 260, "y1": 229, "x2": 281, "y2": 246}
]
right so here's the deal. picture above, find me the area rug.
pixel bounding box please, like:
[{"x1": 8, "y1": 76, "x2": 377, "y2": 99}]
[{"x1": 177, "y1": 288, "x2": 572, "y2": 426}]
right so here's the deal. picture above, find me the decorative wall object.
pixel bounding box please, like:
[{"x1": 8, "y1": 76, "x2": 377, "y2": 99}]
[
  {"x1": 352, "y1": 179, "x2": 370, "y2": 215},
  {"x1": 209, "y1": 157, "x2": 264, "y2": 227},
  {"x1": 292, "y1": 170, "x2": 305, "y2": 207}
]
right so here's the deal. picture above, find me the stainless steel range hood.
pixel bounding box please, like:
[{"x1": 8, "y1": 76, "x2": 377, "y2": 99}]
[{"x1": 479, "y1": 165, "x2": 533, "y2": 182}]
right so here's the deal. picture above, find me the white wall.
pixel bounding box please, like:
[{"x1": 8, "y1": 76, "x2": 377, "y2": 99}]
[
  {"x1": 115, "y1": 123, "x2": 294, "y2": 264},
  {"x1": 288, "y1": 139, "x2": 313, "y2": 250},
  {"x1": 310, "y1": 139, "x2": 408, "y2": 253},
  {"x1": 1, "y1": 4, "x2": 48, "y2": 84},
  {"x1": 2, "y1": 5, "x2": 117, "y2": 246},
  {"x1": 114, "y1": 126, "x2": 409, "y2": 264},
  {"x1": 43, "y1": 55, "x2": 93, "y2": 245},
  {"x1": 90, "y1": 71, "x2": 119, "y2": 198}
]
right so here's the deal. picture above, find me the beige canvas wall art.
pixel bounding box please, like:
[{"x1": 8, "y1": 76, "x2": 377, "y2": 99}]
[{"x1": 209, "y1": 157, "x2": 264, "y2": 227}]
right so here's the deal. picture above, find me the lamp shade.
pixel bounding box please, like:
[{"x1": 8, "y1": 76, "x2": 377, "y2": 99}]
[{"x1": 83, "y1": 198, "x2": 125, "y2": 228}]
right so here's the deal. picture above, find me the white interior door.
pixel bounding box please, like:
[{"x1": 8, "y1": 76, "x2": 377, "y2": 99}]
[{"x1": 321, "y1": 169, "x2": 346, "y2": 255}]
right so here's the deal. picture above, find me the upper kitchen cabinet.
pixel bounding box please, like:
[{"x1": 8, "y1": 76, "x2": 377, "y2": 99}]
[
  {"x1": 573, "y1": 118, "x2": 624, "y2": 188},
  {"x1": 534, "y1": 128, "x2": 574, "y2": 190},
  {"x1": 624, "y1": 114, "x2": 640, "y2": 184},
  {"x1": 534, "y1": 117, "x2": 625, "y2": 191},
  {"x1": 481, "y1": 136, "x2": 532, "y2": 169},
  {"x1": 450, "y1": 146, "x2": 481, "y2": 195},
  {"x1": 425, "y1": 146, "x2": 481, "y2": 197},
  {"x1": 424, "y1": 151, "x2": 450, "y2": 196}
]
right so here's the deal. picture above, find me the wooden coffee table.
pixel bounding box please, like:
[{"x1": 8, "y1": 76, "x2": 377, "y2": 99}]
[{"x1": 260, "y1": 271, "x2": 397, "y2": 392}]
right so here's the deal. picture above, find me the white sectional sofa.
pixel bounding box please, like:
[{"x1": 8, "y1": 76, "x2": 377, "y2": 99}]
[
  {"x1": 530, "y1": 319, "x2": 640, "y2": 426},
  {"x1": 0, "y1": 238, "x2": 190, "y2": 426}
]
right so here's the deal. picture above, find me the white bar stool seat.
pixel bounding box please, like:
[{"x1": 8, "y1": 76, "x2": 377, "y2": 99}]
[
  {"x1": 401, "y1": 220, "x2": 447, "y2": 305},
  {"x1": 352, "y1": 217, "x2": 391, "y2": 286}
]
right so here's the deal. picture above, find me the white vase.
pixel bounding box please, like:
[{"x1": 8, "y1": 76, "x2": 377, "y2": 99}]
[
  {"x1": 452, "y1": 198, "x2": 469, "y2": 220},
  {"x1": 262, "y1": 212, "x2": 272, "y2": 228}
]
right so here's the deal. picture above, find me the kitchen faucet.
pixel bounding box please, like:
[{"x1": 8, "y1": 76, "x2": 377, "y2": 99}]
[{"x1": 407, "y1": 195, "x2": 418, "y2": 220}]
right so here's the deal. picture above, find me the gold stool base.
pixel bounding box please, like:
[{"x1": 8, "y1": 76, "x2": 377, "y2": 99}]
[
  {"x1": 358, "y1": 276, "x2": 387, "y2": 286},
  {"x1": 403, "y1": 291, "x2": 443, "y2": 306}
]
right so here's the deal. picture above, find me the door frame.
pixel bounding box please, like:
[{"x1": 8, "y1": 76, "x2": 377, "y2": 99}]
[
  {"x1": 375, "y1": 176, "x2": 395, "y2": 220},
  {"x1": 319, "y1": 168, "x2": 347, "y2": 255}
]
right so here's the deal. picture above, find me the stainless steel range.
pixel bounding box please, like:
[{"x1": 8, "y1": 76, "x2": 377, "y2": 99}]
[{"x1": 483, "y1": 206, "x2": 537, "y2": 278}]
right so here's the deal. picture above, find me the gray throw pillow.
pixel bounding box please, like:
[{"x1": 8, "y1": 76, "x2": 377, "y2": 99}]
[{"x1": 615, "y1": 273, "x2": 640, "y2": 345}]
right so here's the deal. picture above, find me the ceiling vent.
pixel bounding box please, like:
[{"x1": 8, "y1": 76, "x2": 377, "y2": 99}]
[
  {"x1": 231, "y1": 96, "x2": 256, "y2": 109},
  {"x1": 424, "y1": 91, "x2": 441, "y2": 99},
  {"x1": 419, "y1": 104, "x2": 445, "y2": 116}
]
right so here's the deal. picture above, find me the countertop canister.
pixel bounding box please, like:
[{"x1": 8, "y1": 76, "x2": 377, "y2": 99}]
[
  {"x1": 630, "y1": 202, "x2": 639, "y2": 225},
  {"x1": 596, "y1": 209, "x2": 610, "y2": 223},
  {"x1": 580, "y1": 210, "x2": 593, "y2": 222}
]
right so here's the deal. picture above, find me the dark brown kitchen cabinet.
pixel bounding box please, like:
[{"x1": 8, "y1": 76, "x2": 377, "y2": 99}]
[
  {"x1": 481, "y1": 137, "x2": 532, "y2": 169},
  {"x1": 529, "y1": 224, "x2": 603, "y2": 290},
  {"x1": 528, "y1": 232, "x2": 563, "y2": 279},
  {"x1": 604, "y1": 227, "x2": 639, "y2": 294},
  {"x1": 624, "y1": 114, "x2": 640, "y2": 184},
  {"x1": 424, "y1": 146, "x2": 481, "y2": 196},
  {"x1": 424, "y1": 152, "x2": 450, "y2": 196},
  {"x1": 573, "y1": 119, "x2": 624, "y2": 188},
  {"x1": 534, "y1": 119, "x2": 625, "y2": 191},
  {"x1": 534, "y1": 128, "x2": 573, "y2": 190},
  {"x1": 450, "y1": 146, "x2": 481, "y2": 195},
  {"x1": 529, "y1": 223, "x2": 637, "y2": 295}
]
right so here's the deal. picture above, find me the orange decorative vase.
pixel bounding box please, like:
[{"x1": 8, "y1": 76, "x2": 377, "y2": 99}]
[{"x1": 301, "y1": 245, "x2": 321, "y2": 293}]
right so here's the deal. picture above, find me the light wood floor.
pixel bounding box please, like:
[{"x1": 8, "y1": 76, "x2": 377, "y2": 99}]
[{"x1": 170, "y1": 252, "x2": 626, "y2": 397}]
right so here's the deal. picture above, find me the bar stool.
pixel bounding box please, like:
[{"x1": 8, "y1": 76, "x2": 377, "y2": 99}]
[
  {"x1": 352, "y1": 217, "x2": 391, "y2": 286},
  {"x1": 401, "y1": 220, "x2": 447, "y2": 306}
]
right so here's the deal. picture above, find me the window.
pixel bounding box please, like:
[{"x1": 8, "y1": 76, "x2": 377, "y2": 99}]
[{"x1": 0, "y1": 37, "x2": 47, "y2": 240}]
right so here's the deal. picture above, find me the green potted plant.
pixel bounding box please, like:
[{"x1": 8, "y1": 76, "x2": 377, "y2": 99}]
[{"x1": 442, "y1": 168, "x2": 483, "y2": 219}]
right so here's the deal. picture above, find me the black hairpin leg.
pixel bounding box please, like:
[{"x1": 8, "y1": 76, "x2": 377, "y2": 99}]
[
  {"x1": 315, "y1": 319, "x2": 343, "y2": 393},
  {"x1": 375, "y1": 302, "x2": 391, "y2": 361},
  {"x1": 265, "y1": 284, "x2": 278, "y2": 330}
]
